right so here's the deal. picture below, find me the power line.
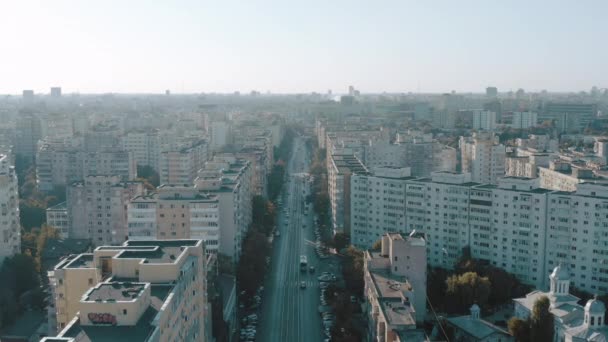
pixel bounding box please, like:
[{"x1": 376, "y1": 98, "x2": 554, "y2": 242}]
[{"x1": 426, "y1": 293, "x2": 450, "y2": 342}]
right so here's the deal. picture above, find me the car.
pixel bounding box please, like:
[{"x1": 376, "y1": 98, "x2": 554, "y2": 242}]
[
  {"x1": 309, "y1": 266, "x2": 315, "y2": 273},
  {"x1": 275, "y1": 230, "x2": 281, "y2": 237},
  {"x1": 350, "y1": 295, "x2": 357, "y2": 303},
  {"x1": 300, "y1": 281, "x2": 307, "y2": 289}
]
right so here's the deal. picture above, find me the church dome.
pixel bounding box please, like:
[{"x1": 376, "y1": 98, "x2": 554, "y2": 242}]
[{"x1": 585, "y1": 298, "x2": 606, "y2": 314}]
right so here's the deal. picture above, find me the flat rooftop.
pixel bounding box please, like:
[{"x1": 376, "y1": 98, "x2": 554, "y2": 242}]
[
  {"x1": 85, "y1": 282, "x2": 146, "y2": 302},
  {"x1": 63, "y1": 254, "x2": 94, "y2": 269},
  {"x1": 380, "y1": 299, "x2": 416, "y2": 327}
]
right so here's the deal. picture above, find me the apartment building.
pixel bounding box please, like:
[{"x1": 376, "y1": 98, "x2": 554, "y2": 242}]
[
  {"x1": 122, "y1": 130, "x2": 161, "y2": 170},
  {"x1": 45, "y1": 239, "x2": 208, "y2": 341},
  {"x1": 505, "y1": 151, "x2": 552, "y2": 178},
  {"x1": 128, "y1": 185, "x2": 220, "y2": 253},
  {"x1": 351, "y1": 171, "x2": 554, "y2": 289},
  {"x1": 37, "y1": 141, "x2": 136, "y2": 191},
  {"x1": 209, "y1": 121, "x2": 232, "y2": 151},
  {"x1": 14, "y1": 113, "x2": 42, "y2": 161},
  {"x1": 542, "y1": 102, "x2": 597, "y2": 133},
  {"x1": 538, "y1": 160, "x2": 608, "y2": 191},
  {"x1": 159, "y1": 140, "x2": 209, "y2": 185},
  {"x1": 460, "y1": 132, "x2": 506, "y2": 184},
  {"x1": 511, "y1": 111, "x2": 538, "y2": 129},
  {"x1": 195, "y1": 156, "x2": 253, "y2": 261},
  {"x1": 363, "y1": 233, "x2": 427, "y2": 342},
  {"x1": 351, "y1": 167, "x2": 414, "y2": 248},
  {"x1": 472, "y1": 110, "x2": 497, "y2": 131},
  {"x1": 0, "y1": 154, "x2": 20, "y2": 263},
  {"x1": 46, "y1": 201, "x2": 69, "y2": 239},
  {"x1": 515, "y1": 134, "x2": 558, "y2": 152},
  {"x1": 328, "y1": 154, "x2": 369, "y2": 235},
  {"x1": 67, "y1": 175, "x2": 144, "y2": 246}
]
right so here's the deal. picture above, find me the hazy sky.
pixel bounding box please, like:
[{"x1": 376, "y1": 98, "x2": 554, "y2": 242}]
[{"x1": 2, "y1": 0, "x2": 607, "y2": 94}]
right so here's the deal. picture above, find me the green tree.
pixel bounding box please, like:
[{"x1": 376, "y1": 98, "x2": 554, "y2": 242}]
[
  {"x1": 530, "y1": 296, "x2": 553, "y2": 342},
  {"x1": 508, "y1": 317, "x2": 530, "y2": 342},
  {"x1": 332, "y1": 232, "x2": 349, "y2": 251},
  {"x1": 445, "y1": 272, "x2": 491, "y2": 314},
  {"x1": 137, "y1": 165, "x2": 160, "y2": 187}
]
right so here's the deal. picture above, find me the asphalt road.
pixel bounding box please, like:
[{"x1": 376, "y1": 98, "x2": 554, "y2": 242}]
[{"x1": 257, "y1": 137, "x2": 326, "y2": 342}]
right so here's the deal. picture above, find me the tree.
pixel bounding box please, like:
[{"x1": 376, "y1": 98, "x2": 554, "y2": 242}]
[
  {"x1": 508, "y1": 317, "x2": 530, "y2": 342},
  {"x1": 136, "y1": 165, "x2": 160, "y2": 187},
  {"x1": 445, "y1": 272, "x2": 491, "y2": 314},
  {"x1": 530, "y1": 296, "x2": 553, "y2": 342},
  {"x1": 371, "y1": 240, "x2": 382, "y2": 251},
  {"x1": 332, "y1": 232, "x2": 349, "y2": 251}
]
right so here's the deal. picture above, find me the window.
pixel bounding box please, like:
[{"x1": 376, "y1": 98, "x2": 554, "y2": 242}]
[
  {"x1": 123, "y1": 309, "x2": 127, "y2": 315},
  {"x1": 88, "y1": 278, "x2": 93, "y2": 285}
]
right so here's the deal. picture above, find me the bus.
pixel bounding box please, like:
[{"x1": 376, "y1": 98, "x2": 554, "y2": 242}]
[{"x1": 300, "y1": 255, "x2": 308, "y2": 272}]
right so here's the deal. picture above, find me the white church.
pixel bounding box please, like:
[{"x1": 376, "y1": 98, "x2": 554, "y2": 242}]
[{"x1": 514, "y1": 264, "x2": 608, "y2": 342}]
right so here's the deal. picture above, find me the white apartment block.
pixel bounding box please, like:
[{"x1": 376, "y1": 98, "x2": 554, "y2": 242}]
[
  {"x1": 351, "y1": 167, "x2": 413, "y2": 248},
  {"x1": 472, "y1": 110, "x2": 497, "y2": 131},
  {"x1": 363, "y1": 233, "x2": 427, "y2": 342},
  {"x1": 515, "y1": 134, "x2": 558, "y2": 152},
  {"x1": 511, "y1": 111, "x2": 538, "y2": 129},
  {"x1": 67, "y1": 175, "x2": 144, "y2": 246},
  {"x1": 46, "y1": 201, "x2": 69, "y2": 239},
  {"x1": 45, "y1": 239, "x2": 208, "y2": 341},
  {"x1": 159, "y1": 140, "x2": 209, "y2": 185},
  {"x1": 37, "y1": 142, "x2": 136, "y2": 192},
  {"x1": 0, "y1": 154, "x2": 20, "y2": 263},
  {"x1": 460, "y1": 132, "x2": 506, "y2": 184},
  {"x1": 122, "y1": 130, "x2": 161, "y2": 170},
  {"x1": 350, "y1": 168, "x2": 608, "y2": 293},
  {"x1": 328, "y1": 154, "x2": 369, "y2": 235},
  {"x1": 209, "y1": 121, "x2": 232, "y2": 151},
  {"x1": 128, "y1": 186, "x2": 220, "y2": 253},
  {"x1": 195, "y1": 156, "x2": 253, "y2": 262},
  {"x1": 505, "y1": 152, "x2": 551, "y2": 178}
]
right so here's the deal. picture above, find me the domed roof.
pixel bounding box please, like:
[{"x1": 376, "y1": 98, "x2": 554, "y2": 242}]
[
  {"x1": 585, "y1": 297, "x2": 606, "y2": 314},
  {"x1": 551, "y1": 264, "x2": 570, "y2": 280}
]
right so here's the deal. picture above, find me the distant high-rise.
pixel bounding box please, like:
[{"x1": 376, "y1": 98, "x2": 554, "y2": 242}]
[
  {"x1": 486, "y1": 86, "x2": 498, "y2": 97},
  {"x1": 472, "y1": 110, "x2": 497, "y2": 131},
  {"x1": 15, "y1": 113, "x2": 42, "y2": 161},
  {"x1": 22, "y1": 89, "x2": 34, "y2": 102},
  {"x1": 348, "y1": 85, "x2": 355, "y2": 96},
  {"x1": 50, "y1": 87, "x2": 61, "y2": 97}
]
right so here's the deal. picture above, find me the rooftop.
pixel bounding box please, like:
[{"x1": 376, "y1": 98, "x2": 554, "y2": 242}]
[
  {"x1": 63, "y1": 254, "x2": 94, "y2": 269},
  {"x1": 85, "y1": 282, "x2": 146, "y2": 302},
  {"x1": 447, "y1": 315, "x2": 511, "y2": 340}
]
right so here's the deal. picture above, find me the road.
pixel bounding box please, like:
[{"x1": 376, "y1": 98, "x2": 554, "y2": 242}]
[{"x1": 258, "y1": 136, "x2": 325, "y2": 342}]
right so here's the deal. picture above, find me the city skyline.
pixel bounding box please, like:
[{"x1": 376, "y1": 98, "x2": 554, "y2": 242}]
[{"x1": 2, "y1": 0, "x2": 608, "y2": 94}]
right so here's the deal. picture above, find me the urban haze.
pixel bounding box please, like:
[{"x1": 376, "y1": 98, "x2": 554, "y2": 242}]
[{"x1": 1, "y1": 2, "x2": 608, "y2": 342}]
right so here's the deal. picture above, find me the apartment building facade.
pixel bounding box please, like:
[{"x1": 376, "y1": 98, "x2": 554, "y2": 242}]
[
  {"x1": 128, "y1": 185, "x2": 221, "y2": 253},
  {"x1": 37, "y1": 142, "x2": 136, "y2": 191},
  {"x1": 195, "y1": 156, "x2": 253, "y2": 261},
  {"x1": 460, "y1": 132, "x2": 506, "y2": 185},
  {"x1": 0, "y1": 154, "x2": 20, "y2": 263},
  {"x1": 328, "y1": 154, "x2": 369, "y2": 235},
  {"x1": 159, "y1": 140, "x2": 209, "y2": 185},
  {"x1": 67, "y1": 175, "x2": 144, "y2": 246}
]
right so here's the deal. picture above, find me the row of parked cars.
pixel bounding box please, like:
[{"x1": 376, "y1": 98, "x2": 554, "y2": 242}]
[
  {"x1": 314, "y1": 223, "x2": 329, "y2": 258},
  {"x1": 319, "y1": 271, "x2": 338, "y2": 341},
  {"x1": 239, "y1": 286, "x2": 264, "y2": 341}
]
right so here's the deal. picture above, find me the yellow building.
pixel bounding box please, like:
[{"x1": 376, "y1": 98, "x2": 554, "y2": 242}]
[{"x1": 45, "y1": 239, "x2": 208, "y2": 341}]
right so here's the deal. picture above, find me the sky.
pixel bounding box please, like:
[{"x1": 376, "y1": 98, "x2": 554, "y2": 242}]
[{"x1": 1, "y1": 0, "x2": 607, "y2": 94}]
